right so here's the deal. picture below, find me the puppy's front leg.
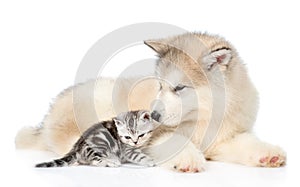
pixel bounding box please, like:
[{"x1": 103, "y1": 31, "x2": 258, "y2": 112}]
[{"x1": 146, "y1": 132, "x2": 206, "y2": 173}]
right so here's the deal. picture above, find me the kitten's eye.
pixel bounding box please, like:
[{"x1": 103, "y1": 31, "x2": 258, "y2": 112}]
[
  {"x1": 174, "y1": 84, "x2": 186, "y2": 92},
  {"x1": 124, "y1": 136, "x2": 131, "y2": 139},
  {"x1": 138, "y1": 133, "x2": 145, "y2": 138}
]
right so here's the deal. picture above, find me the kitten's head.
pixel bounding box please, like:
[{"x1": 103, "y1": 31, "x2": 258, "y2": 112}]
[{"x1": 113, "y1": 110, "x2": 154, "y2": 147}]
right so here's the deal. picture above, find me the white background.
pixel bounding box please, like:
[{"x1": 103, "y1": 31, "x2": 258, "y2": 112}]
[{"x1": 0, "y1": 0, "x2": 299, "y2": 186}]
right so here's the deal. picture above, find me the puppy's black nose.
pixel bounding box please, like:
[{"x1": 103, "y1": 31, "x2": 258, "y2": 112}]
[{"x1": 151, "y1": 111, "x2": 161, "y2": 122}]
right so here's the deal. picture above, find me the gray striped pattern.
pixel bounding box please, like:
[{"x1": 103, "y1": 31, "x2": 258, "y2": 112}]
[{"x1": 35, "y1": 110, "x2": 154, "y2": 168}]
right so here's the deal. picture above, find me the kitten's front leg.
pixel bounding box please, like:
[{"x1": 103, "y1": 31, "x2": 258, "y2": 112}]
[
  {"x1": 86, "y1": 148, "x2": 121, "y2": 167},
  {"x1": 89, "y1": 154, "x2": 121, "y2": 167},
  {"x1": 124, "y1": 147, "x2": 155, "y2": 167},
  {"x1": 101, "y1": 158, "x2": 122, "y2": 167}
]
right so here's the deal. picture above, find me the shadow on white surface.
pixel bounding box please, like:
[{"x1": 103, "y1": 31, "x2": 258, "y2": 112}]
[{"x1": 10, "y1": 150, "x2": 287, "y2": 187}]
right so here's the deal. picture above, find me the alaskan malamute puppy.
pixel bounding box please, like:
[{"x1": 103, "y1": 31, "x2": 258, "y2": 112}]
[{"x1": 16, "y1": 33, "x2": 286, "y2": 172}]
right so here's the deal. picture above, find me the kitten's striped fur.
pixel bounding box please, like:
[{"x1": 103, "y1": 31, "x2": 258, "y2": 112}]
[{"x1": 35, "y1": 110, "x2": 155, "y2": 168}]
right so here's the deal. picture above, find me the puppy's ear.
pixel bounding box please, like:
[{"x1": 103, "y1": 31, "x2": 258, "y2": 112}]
[
  {"x1": 203, "y1": 48, "x2": 232, "y2": 70},
  {"x1": 144, "y1": 40, "x2": 168, "y2": 56}
]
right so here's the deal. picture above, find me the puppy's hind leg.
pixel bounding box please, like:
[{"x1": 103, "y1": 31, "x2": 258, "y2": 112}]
[{"x1": 208, "y1": 132, "x2": 286, "y2": 167}]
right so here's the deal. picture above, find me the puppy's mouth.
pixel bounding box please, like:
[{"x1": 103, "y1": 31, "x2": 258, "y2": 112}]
[
  {"x1": 157, "y1": 114, "x2": 179, "y2": 126},
  {"x1": 150, "y1": 110, "x2": 182, "y2": 126}
]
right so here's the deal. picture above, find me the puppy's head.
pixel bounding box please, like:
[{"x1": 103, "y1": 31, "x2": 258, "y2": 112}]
[{"x1": 145, "y1": 33, "x2": 240, "y2": 126}]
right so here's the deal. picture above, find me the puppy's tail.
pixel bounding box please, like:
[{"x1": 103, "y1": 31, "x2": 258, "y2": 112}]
[{"x1": 15, "y1": 126, "x2": 46, "y2": 151}]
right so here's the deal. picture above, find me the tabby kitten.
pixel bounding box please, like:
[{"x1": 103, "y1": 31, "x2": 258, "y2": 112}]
[{"x1": 35, "y1": 110, "x2": 155, "y2": 168}]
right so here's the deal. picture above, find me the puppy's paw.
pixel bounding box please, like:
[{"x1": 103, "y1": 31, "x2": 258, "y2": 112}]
[
  {"x1": 255, "y1": 145, "x2": 286, "y2": 167},
  {"x1": 162, "y1": 143, "x2": 206, "y2": 173}
]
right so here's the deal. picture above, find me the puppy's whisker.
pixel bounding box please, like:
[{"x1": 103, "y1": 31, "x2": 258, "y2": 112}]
[{"x1": 160, "y1": 114, "x2": 177, "y2": 125}]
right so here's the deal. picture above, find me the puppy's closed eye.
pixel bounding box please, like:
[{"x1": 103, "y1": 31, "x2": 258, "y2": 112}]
[{"x1": 174, "y1": 84, "x2": 186, "y2": 92}]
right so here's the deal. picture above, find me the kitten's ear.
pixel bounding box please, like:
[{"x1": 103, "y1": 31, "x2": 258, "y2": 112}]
[
  {"x1": 144, "y1": 40, "x2": 168, "y2": 56},
  {"x1": 203, "y1": 48, "x2": 232, "y2": 70},
  {"x1": 140, "y1": 111, "x2": 151, "y2": 121},
  {"x1": 113, "y1": 118, "x2": 123, "y2": 126}
]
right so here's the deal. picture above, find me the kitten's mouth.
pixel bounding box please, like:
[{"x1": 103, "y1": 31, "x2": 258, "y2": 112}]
[{"x1": 131, "y1": 143, "x2": 142, "y2": 147}]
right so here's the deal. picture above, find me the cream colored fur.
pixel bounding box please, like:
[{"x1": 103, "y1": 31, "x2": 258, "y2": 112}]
[{"x1": 15, "y1": 33, "x2": 286, "y2": 172}]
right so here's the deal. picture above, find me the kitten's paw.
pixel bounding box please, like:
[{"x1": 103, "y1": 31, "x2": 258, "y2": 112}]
[
  {"x1": 254, "y1": 145, "x2": 286, "y2": 167},
  {"x1": 162, "y1": 143, "x2": 206, "y2": 173},
  {"x1": 139, "y1": 158, "x2": 156, "y2": 167},
  {"x1": 97, "y1": 158, "x2": 121, "y2": 167},
  {"x1": 146, "y1": 160, "x2": 156, "y2": 167}
]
